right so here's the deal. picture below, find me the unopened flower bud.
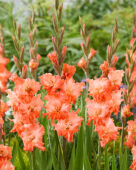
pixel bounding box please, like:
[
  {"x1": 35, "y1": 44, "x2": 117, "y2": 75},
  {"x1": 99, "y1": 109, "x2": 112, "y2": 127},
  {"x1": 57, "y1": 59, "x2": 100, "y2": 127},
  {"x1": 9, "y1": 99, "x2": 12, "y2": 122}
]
[
  {"x1": 55, "y1": 0, "x2": 59, "y2": 10},
  {"x1": 18, "y1": 24, "x2": 21, "y2": 40},
  {"x1": 83, "y1": 23, "x2": 87, "y2": 36},
  {"x1": 33, "y1": 27, "x2": 37, "y2": 38},
  {"x1": 13, "y1": 19, "x2": 17, "y2": 30},
  {"x1": 34, "y1": 41, "x2": 38, "y2": 49},
  {"x1": 107, "y1": 45, "x2": 111, "y2": 63},
  {"x1": 112, "y1": 26, "x2": 116, "y2": 43},
  {"x1": 37, "y1": 54, "x2": 41, "y2": 62},
  {"x1": 13, "y1": 56, "x2": 21, "y2": 71},
  {"x1": 59, "y1": 27, "x2": 65, "y2": 46},
  {"x1": 28, "y1": 16, "x2": 32, "y2": 30},
  {"x1": 111, "y1": 55, "x2": 119, "y2": 67},
  {"x1": 86, "y1": 36, "x2": 90, "y2": 50},
  {"x1": 61, "y1": 46, "x2": 67, "y2": 58},
  {"x1": 81, "y1": 43, "x2": 87, "y2": 57},
  {"x1": 32, "y1": 10, "x2": 35, "y2": 24},
  {"x1": 0, "y1": 44, "x2": 4, "y2": 55},
  {"x1": 29, "y1": 33, "x2": 34, "y2": 47},
  {"x1": 29, "y1": 48, "x2": 35, "y2": 59},
  {"x1": 12, "y1": 35, "x2": 19, "y2": 51},
  {"x1": 20, "y1": 46, "x2": 24, "y2": 63},
  {"x1": 115, "y1": 18, "x2": 118, "y2": 32},
  {"x1": 88, "y1": 48, "x2": 96, "y2": 61},
  {"x1": 52, "y1": 14, "x2": 58, "y2": 33},
  {"x1": 58, "y1": 3, "x2": 63, "y2": 21},
  {"x1": 52, "y1": 36, "x2": 59, "y2": 53},
  {"x1": 113, "y1": 39, "x2": 120, "y2": 54},
  {"x1": 22, "y1": 65, "x2": 27, "y2": 78}
]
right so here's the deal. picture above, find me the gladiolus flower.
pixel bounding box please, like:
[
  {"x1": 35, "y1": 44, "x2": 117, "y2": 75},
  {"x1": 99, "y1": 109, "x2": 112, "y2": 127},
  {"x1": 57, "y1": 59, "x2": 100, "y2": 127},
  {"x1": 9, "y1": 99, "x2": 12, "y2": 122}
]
[
  {"x1": 121, "y1": 105, "x2": 133, "y2": 118},
  {"x1": 0, "y1": 144, "x2": 14, "y2": 169},
  {"x1": 77, "y1": 57, "x2": 87, "y2": 70},
  {"x1": 86, "y1": 58, "x2": 123, "y2": 147},
  {"x1": 0, "y1": 160, "x2": 14, "y2": 170},
  {"x1": 87, "y1": 78, "x2": 112, "y2": 102},
  {"x1": 62, "y1": 64, "x2": 76, "y2": 79},
  {"x1": 95, "y1": 118, "x2": 120, "y2": 147},
  {"x1": 108, "y1": 70, "x2": 124, "y2": 87},
  {"x1": 53, "y1": 111, "x2": 83, "y2": 142},
  {"x1": 39, "y1": 73, "x2": 64, "y2": 94},
  {"x1": 0, "y1": 43, "x2": 11, "y2": 92},
  {"x1": 125, "y1": 120, "x2": 136, "y2": 148},
  {"x1": 130, "y1": 145, "x2": 136, "y2": 170},
  {"x1": 0, "y1": 100, "x2": 9, "y2": 117},
  {"x1": 20, "y1": 123, "x2": 45, "y2": 152},
  {"x1": 48, "y1": 51, "x2": 58, "y2": 66},
  {"x1": 62, "y1": 78, "x2": 84, "y2": 104},
  {"x1": 44, "y1": 95, "x2": 71, "y2": 120},
  {"x1": 7, "y1": 75, "x2": 45, "y2": 152},
  {"x1": 29, "y1": 59, "x2": 39, "y2": 70},
  {"x1": 0, "y1": 144, "x2": 12, "y2": 160},
  {"x1": 40, "y1": 63, "x2": 84, "y2": 142}
]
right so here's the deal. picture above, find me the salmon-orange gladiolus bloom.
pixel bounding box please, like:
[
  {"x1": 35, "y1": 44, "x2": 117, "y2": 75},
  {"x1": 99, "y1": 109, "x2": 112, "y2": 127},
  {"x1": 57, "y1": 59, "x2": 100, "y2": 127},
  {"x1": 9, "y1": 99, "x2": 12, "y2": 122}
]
[
  {"x1": 53, "y1": 111, "x2": 83, "y2": 142},
  {"x1": 125, "y1": 120, "x2": 136, "y2": 148},
  {"x1": 130, "y1": 145, "x2": 136, "y2": 170},
  {"x1": 7, "y1": 74, "x2": 45, "y2": 152},
  {"x1": 0, "y1": 43, "x2": 11, "y2": 93},
  {"x1": 0, "y1": 144, "x2": 14, "y2": 170},
  {"x1": 40, "y1": 63, "x2": 84, "y2": 141},
  {"x1": 86, "y1": 59, "x2": 124, "y2": 147}
]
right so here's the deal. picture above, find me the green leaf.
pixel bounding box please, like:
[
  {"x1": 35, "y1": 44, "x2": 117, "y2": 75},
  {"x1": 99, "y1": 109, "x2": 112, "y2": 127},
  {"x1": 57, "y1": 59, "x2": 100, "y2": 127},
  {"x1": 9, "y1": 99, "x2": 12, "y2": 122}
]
[
  {"x1": 120, "y1": 148, "x2": 128, "y2": 170},
  {"x1": 50, "y1": 136, "x2": 59, "y2": 170},
  {"x1": 16, "y1": 138, "x2": 27, "y2": 170},
  {"x1": 112, "y1": 142, "x2": 117, "y2": 170},
  {"x1": 75, "y1": 125, "x2": 83, "y2": 170},
  {"x1": 68, "y1": 144, "x2": 75, "y2": 170},
  {"x1": 84, "y1": 146, "x2": 92, "y2": 170},
  {"x1": 105, "y1": 145, "x2": 109, "y2": 170}
]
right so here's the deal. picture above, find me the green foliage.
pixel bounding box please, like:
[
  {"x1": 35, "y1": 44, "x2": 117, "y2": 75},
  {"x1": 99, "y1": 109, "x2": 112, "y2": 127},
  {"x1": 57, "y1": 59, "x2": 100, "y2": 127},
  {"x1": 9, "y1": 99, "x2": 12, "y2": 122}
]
[{"x1": 0, "y1": 0, "x2": 135, "y2": 80}]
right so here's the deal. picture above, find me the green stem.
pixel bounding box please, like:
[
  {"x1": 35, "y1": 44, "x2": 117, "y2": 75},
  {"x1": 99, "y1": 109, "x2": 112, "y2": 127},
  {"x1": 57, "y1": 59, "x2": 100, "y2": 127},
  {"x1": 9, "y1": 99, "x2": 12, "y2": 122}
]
[
  {"x1": 121, "y1": 117, "x2": 125, "y2": 153},
  {"x1": 84, "y1": 70, "x2": 89, "y2": 124},
  {"x1": 55, "y1": 131, "x2": 67, "y2": 169},
  {"x1": 31, "y1": 151, "x2": 35, "y2": 170},
  {"x1": 98, "y1": 139, "x2": 101, "y2": 169},
  {"x1": 63, "y1": 137, "x2": 67, "y2": 167}
]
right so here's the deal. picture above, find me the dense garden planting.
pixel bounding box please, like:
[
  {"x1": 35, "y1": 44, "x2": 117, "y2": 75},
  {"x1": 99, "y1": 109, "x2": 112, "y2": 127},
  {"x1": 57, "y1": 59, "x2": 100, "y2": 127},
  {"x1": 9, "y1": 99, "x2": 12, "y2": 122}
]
[{"x1": 0, "y1": 0, "x2": 136, "y2": 169}]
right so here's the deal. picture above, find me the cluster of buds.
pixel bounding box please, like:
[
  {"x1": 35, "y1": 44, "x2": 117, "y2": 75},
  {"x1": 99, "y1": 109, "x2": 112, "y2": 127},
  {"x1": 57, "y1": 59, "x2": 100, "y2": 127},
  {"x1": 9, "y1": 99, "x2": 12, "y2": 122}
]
[
  {"x1": 28, "y1": 10, "x2": 41, "y2": 79},
  {"x1": 12, "y1": 20, "x2": 27, "y2": 78},
  {"x1": 13, "y1": 11, "x2": 41, "y2": 80},
  {"x1": 123, "y1": 14, "x2": 136, "y2": 108},
  {"x1": 77, "y1": 17, "x2": 96, "y2": 77},
  {"x1": 100, "y1": 20, "x2": 120, "y2": 78},
  {"x1": 50, "y1": 0, "x2": 67, "y2": 75},
  {"x1": 106, "y1": 19, "x2": 120, "y2": 66},
  {"x1": 130, "y1": 14, "x2": 136, "y2": 47},
  {"x1": 118, "y1": 15, "x2": 136, "y2": 161}
]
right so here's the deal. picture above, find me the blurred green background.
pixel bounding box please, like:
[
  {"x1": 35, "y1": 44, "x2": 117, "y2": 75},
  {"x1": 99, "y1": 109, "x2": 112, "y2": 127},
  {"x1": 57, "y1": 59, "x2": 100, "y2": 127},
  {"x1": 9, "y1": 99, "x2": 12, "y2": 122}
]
[{"x1": 0, "y1": 0, "x2": 135, "y2": 81}]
